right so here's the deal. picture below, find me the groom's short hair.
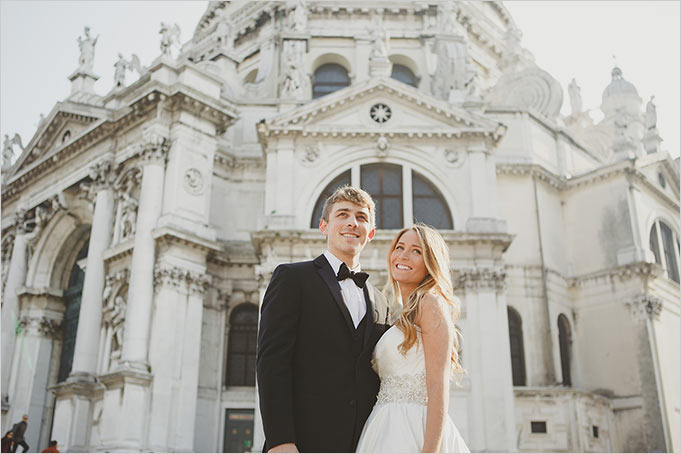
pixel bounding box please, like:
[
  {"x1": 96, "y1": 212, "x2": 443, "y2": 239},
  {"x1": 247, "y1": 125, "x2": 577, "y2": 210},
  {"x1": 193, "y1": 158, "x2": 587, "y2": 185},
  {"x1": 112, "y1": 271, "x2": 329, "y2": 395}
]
[{"x1": 321, "y1": 186, "x2": 376, "y2": 227}]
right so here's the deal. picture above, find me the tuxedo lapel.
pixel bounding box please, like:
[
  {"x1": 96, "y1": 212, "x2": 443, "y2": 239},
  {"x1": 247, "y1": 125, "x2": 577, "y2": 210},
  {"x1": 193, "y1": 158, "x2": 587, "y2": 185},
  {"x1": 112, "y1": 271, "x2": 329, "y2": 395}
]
[
  {"x1": 362, "y1": 285, "x2": 375, "y2": 349},
  {"x1": 313, "y1": 255, "x2": 355, "y2": 334}
]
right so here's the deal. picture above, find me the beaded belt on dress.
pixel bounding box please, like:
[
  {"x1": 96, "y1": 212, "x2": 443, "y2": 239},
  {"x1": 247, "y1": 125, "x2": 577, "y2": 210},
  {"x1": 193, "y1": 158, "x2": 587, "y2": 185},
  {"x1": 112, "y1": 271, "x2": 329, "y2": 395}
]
[{"x1": 376, "y1": 373, "x2": 427, "y2": 405}]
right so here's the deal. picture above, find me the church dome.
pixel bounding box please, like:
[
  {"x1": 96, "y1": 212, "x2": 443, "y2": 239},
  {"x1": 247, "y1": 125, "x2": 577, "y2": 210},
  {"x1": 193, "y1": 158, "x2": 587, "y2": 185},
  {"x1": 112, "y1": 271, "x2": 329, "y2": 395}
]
[
  {"x1": 601, "y1": 66, "x2": 642, "y2": 118},
  {"x1": 602, "y1": 67, "x2": 639, "y2": 99}
]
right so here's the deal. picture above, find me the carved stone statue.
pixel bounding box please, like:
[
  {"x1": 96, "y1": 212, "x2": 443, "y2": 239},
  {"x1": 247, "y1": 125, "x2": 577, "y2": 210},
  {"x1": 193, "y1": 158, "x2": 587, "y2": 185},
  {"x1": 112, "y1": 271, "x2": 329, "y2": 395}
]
[
  {"x1": 77, "y1": 26, "x2": 98, "y2": 73},
  {"x1": 568, "y1": 78, "x2": 583, "y2": 116},
  {"x1": 113, "y1": 54, "x2": 127, "y2": 88},
  {"x1": 160, "y1": 22, "x2": 181, "y2": 56},
  {"x1": 645, "y1": 96, "x2": 657, "y2": 130},
  {"x1": 280, "y1": 41, "x2": 308, "y2": 98},
  {"x1": 2, "y1": 135, "x2": 13, "y2": 171},
  {"x1": 119, "y1": 192, "x2": 138, "y2": 241},
  {"x1": 291, "y1": 0, "x2": 308, "y2": 32},
  {"x1": 216, "y1": 21, "x2": 232, "y2": 49},
  {"x1": 369, "y1": 18, "x2": 389, "y2": 60}
]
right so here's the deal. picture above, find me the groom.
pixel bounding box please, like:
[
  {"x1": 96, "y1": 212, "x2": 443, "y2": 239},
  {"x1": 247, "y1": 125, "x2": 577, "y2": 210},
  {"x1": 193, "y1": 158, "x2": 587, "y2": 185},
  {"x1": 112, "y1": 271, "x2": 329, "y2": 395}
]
[{"x1": 257, "y1": 186, "x2": 392, "y2": 453}]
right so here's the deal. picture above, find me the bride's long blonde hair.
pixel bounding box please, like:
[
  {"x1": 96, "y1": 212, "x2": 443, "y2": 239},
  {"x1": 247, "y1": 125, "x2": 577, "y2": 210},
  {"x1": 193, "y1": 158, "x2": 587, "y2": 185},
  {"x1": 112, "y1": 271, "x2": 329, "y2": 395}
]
[{"x1": 386, "y1": 223, "x2": 464, "y2": 378}]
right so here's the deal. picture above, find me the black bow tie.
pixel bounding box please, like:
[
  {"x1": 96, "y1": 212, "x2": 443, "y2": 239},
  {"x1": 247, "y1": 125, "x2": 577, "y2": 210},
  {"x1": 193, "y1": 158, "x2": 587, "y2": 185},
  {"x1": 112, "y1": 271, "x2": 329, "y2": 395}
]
[{"x1": 336, "y1": 263, "x2": 369, "y2": 289}]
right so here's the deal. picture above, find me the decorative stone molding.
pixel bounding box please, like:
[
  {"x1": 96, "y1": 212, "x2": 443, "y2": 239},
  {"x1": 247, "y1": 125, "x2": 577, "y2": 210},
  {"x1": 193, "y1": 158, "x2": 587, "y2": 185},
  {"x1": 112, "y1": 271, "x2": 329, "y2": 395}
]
[
  {"x1": 187, "y1": 271, "x2": 211, "y2": 296},
  {"x1": 567, "y1": 262, "x2": 662, "y2": 288},
  {"x1": 183, "y1": 168, "x2": 205, "y2": 195},
  {"x1": 454, "y1": 266, "x2": 506, "y2": 292},
  {"x1": 444, "y1": 148, "x2": 466, "y2": 168},
  {"x1": 625, "y1": 294, "x2": 663, "y2": 321},
  {"x1": 139, "y1": 133, "x2": 170, "y2": 164},
  {"x1": 153, "y1": 264, "x2": 211, "y2": 295},
  {"x1": 296, "y1": 145, "x2": 320, "y2": 165},
  {"x1": 88, "y1": 158, "x2": 117, "y2": 191},
  {"x1": 17, "y1": 315, "x2": 62, "y2": 338}
]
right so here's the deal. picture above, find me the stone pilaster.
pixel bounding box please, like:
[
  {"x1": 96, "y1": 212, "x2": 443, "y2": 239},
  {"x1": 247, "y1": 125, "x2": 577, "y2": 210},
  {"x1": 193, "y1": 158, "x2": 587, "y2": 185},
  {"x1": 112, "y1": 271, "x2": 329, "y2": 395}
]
[
  {"x1": 456, "y1": 268, "x2": 517, "y2": 452},
  {"x1": 147, "y1": 263, "x2": 209, "y2": 452},
  {"x1": 625, "y1": 294, "x2": 669, "y2": 451},
  {"x1": 8, "y1": 288, "x2": 63, "y2": 452}
]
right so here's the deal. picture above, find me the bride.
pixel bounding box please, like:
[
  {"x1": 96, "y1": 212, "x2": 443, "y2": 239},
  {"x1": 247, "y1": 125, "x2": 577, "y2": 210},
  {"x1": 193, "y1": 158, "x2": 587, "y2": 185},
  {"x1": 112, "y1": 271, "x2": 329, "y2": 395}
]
[{"x1": 356, "y1": 224, "x2": 469, "y2": 453}]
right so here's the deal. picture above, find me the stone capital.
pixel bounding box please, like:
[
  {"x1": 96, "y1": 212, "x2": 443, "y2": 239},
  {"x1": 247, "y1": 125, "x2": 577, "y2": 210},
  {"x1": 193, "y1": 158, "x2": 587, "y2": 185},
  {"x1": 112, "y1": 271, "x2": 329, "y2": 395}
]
[
  {"x1": 153, "y1": 264, "x2": 210, "y2": 295},
  {"x1": 17, "y1": 315, "x2": 62, "y2": 338},
  {"x1": 139, "y1": 133, "x2": 170, "y2": 165},
  {"x1": 88, "y1": 158, "x2": 117, "y2": 191},
  {"x1": 454, "y1": 266, "x2": 506, "y2": 292},
  {"x1": 626, "y1": 294, "x2": 663, "y2": 321}
]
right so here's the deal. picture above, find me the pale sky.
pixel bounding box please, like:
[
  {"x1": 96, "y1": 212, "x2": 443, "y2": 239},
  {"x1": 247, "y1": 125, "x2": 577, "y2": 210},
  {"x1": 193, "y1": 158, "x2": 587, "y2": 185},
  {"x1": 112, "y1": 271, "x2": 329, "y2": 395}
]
[{"x1": 1, "y1": 1, "x2": 679, "y2": 164}]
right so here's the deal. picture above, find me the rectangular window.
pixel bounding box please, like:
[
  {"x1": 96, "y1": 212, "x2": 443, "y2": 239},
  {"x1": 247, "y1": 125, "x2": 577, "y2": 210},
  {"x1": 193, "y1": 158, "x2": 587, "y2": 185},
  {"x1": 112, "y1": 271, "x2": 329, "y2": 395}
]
[
  {"x1": 592, "y1": 425, "x2": 599, "y2": 438},
  {"x1": 530, "y1": 421, "x2": 547, "y2": 434}
]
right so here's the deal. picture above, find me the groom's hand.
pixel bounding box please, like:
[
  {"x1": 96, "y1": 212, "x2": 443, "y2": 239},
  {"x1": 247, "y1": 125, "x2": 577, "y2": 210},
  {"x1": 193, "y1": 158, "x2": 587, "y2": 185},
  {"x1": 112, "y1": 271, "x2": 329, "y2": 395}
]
[{"x1": 269, "y1": 442, "x2": 299, "y2": 453}]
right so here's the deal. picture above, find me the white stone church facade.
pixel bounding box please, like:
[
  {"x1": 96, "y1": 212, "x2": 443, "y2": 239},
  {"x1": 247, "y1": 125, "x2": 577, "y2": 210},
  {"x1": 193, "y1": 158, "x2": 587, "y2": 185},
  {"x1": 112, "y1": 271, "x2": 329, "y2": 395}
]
[{"x1": 1, "y1": 1, "x2": 678, "y2": 452}]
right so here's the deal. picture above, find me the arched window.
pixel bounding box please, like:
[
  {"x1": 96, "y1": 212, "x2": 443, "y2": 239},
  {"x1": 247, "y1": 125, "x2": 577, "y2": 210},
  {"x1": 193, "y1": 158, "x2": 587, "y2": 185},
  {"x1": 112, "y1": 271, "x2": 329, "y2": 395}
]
[
  {"x1": 649, "y1": 220, "x2": 680, "y2": 283},
  {"x1": 310, "y1": 171, "x2": 351, "y2": 228},
  {"x1": 391, "y1": 64, "x2": 417, "y2": 87},
  {"x1": 361, "y1": 163, "x2": 403, "y2": 229},
  {"x1": 313, "y1": 64, "x2": 350, "y2": 99},
  {"x1": 507, "y1": 307, "x2": 526, "y2": 386},
  {"x1": 557, "y1": 314, "x2": 572, "y2": 387},
  {"x1": 58, "y1": 241, "x2": 89, "y2": 383},
  {"x1": 310, "y1": 165, "x2": 454, "y2": 230},
  {"x1": 226, "y1": 304, "x2": 259, "y2": 387},
  {"x1": 412, "y1": 171, "x2": 453, "y2": 229}
]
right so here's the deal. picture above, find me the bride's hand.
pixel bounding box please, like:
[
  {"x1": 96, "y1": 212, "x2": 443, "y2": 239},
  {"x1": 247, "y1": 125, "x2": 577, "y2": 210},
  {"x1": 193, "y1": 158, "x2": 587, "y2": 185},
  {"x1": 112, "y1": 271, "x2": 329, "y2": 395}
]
[{"x1": 269, "y1": 442, "x2": 299, "y2": 453}]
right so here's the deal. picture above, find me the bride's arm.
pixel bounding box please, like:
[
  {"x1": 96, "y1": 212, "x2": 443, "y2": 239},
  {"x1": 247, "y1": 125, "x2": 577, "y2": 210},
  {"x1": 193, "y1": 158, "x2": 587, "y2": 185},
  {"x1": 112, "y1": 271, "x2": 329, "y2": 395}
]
[{"x1": 418, "y1": 294, "x2": 453, "y2": 453}]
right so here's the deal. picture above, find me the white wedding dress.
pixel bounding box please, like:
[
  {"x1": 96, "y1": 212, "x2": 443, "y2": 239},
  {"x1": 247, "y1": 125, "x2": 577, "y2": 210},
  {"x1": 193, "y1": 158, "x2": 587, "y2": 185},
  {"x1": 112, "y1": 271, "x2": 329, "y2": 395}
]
[{"x1": 356, "y1": 325, "x2": 469, "y2": 453}]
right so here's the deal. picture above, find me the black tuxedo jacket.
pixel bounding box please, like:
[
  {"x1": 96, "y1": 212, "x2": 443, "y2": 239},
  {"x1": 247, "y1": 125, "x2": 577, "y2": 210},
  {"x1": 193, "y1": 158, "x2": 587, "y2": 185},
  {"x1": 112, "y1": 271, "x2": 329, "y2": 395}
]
[{"x1": 256, "y1": 254, "x2": 390, "y2": 453}]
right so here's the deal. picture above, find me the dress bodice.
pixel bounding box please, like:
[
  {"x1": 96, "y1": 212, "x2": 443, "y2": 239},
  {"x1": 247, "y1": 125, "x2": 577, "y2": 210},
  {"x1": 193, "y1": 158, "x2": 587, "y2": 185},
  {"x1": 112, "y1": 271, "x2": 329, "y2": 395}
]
[{"x1": 373, "y1": 325, "x2": 427, "y2": 405}]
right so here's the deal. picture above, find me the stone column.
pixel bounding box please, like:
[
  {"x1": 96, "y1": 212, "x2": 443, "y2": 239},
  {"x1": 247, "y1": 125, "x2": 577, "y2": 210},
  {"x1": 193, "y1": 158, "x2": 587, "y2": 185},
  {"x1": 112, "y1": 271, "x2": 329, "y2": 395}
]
[
  {"x1": 1, "y1": 226, "x2": 28, "y2": 408},
  {"x1": 70, "y1": 159, "x2": 116, "y2": 379},
  {"x1": 466, "y1": 143, "x2": 505, "y2": 233},
  {"x1": 120, "y1": 134, "x2": 169, "y2": 369},
  {"x1": 147, "y1": 264, "x2": 208, "y2": 452}
]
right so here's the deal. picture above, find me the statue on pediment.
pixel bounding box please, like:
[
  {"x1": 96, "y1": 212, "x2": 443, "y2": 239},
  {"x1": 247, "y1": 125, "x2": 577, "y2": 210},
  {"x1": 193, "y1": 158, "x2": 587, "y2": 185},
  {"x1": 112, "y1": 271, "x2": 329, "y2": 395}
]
[
  {"x1": 281, "y1": 40, "x2": 308, "y2": 99},
  {"x1": 77, "y1": 26, "x2": 98, "y2": 73},
  {"x1": 2, "y1": 135, "x2": 13, "y2": 171},
  {"x1": 370, "y1": 18, "x2": 390, "y2": 60}
]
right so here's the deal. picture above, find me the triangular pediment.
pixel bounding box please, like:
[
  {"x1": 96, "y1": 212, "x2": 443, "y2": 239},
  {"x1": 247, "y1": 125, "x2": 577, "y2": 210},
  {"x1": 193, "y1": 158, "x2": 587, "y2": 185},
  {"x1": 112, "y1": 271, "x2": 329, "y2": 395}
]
[
  {"x1": 8, "y1": 102, "x2": 109, "y2": 178},
  {"x1": 638, "y1": 153, "x2": 680, "y2": 200},
  {"x1": 261, "y1": 77, "x2": 505, "y2": 140}
]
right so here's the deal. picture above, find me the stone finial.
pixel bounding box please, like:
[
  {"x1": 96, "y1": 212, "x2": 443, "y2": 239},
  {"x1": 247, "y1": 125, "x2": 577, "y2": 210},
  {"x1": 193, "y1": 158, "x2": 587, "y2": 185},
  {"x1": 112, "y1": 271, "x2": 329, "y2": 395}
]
[
  {"x1": 568, "y1": 78, "x2": 583, "y2": 116},
  {"x1": 645, "y1": 96, "x2": 657, "y2": 130}
]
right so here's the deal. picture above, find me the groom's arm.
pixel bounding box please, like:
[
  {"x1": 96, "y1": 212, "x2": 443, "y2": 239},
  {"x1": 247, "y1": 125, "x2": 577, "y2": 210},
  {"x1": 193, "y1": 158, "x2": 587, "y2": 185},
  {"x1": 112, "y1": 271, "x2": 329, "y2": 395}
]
[{"x1": 256, "y1": 264, "x2": 301, "y2": 450}]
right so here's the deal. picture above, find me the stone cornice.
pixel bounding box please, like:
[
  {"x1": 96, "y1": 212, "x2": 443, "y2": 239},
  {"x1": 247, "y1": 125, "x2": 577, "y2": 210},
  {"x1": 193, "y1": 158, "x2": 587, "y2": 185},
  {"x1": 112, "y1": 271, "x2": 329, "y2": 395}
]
[
  {"x1": 567, "y1": 262, "x2": 663, "y2": 288},
  {"x1": 51, "y1": 378, "x2": 105, "y2": 399},
  {"x1": 102, "y1": 239, "x2": 134, "y2": 265},
  {"x1": 513, "y1": 387, "x2": 612, "y2": 406},
  {"x1": 495, "y1": 163, "x2": 566, "y2": 190},
  {"x1": 152, "y1": 225, "x2": 223, "y2": 253},
  {"x1": 251, "y1": 229, "x2": 513, "y2": 257},
  {"x1": 99, "y1": 367, "x2": 152, "y2": 389},
  {"x1": 2, "y1": 83, "x2": 238, "y2": 205},
  {"x1": 496, "y1": 160, "x2": 681, "y2": 210},
  {"x1": 264, "y1": 78, "x2": 501, "y2": 130}
]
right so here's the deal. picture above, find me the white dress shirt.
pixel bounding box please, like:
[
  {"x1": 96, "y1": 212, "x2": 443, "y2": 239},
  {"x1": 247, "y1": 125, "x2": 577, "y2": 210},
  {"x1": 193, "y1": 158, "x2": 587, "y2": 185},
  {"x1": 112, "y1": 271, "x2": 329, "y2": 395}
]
[{"x1": 323, "y1": 250, "x2": 368, "y2": 328}]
